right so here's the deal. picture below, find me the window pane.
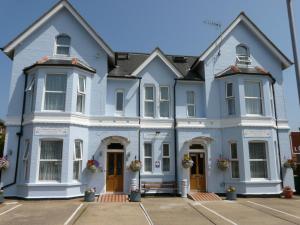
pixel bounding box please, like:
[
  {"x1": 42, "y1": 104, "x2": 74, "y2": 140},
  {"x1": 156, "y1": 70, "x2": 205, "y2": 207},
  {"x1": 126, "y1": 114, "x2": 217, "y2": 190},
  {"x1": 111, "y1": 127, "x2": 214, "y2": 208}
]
[
  {"x1": 187, "y1": 91, "x2": 194, "y2": 104},
  {"x1": 236, "y1": 46, "x2": 248, "y2": 56},
  {"x1": 40, "y1": 141, "x2": 63, "y2": 160},
  {"x1": 187, "y1": 105, "x2": 195, "y2": 117},
  {"x1": 46, "y1": 75, "x2": 66, "y2": 92},
  {"x1": 249, "y1": 143, "x2": 266, "y2": 159},
  {"x1": 231, "y1": 143, "x2": 237, "y2": 159},
  {"x1": 45, "y1": 93, "x2": 66, "y2": 110},
  {"x1": 226, "y1": 83, "x2": 233, "y2": 97},
  {"x1": 145, "y1": 87, "x2": 154, "y2": 100},
  {"x1": 145, "y1": 158, "x2": 152, "y2": 172},
  {"x1": 227, "y1": 98, "x2": 235, "y2": 115},
  {"x1": 56, "y1": 35, "x2": 71, "y2": 45},
  {"x1": 245, "y1": 82, "x2": 260, "y2": 97},
  {"x1": 73, "y1": 161, "x2": 80, "y2": 180},
  {"x1": 116, "y1": 91, "x2": 124, "y2": 111},
  {"x1": 76, "y1": 94, "x2": 85, "y2": 112},
  {"x1": 163, "y1": 158, "x2": 170, "y2": 172},
  {"x1": 160, "y1": 101, "x2": 169, "y2": 117},
  {"x1": 231, "y1": 161, "x2": 240, "y2": 178},
  {"x1": 250, "y1": 161, "x2": 268, "y2": 178},
  {"x1": 160, "y1": 87, "x2": 169, "y2": 100},
  {"x1": 39, "y1": 161, "x2": 62, "y2": 181},
  {"x1": 75, "y1": 141, "x2": 82, "y2": 159},
  {"x1": 56, "y1": 46, "x2": 70, "y2": 55},
  {"x1": 144, "y1": 144, "x2": 152, "y2": 157},
  {"x1": 78, "y1": 77, "x2": 85, "y2": 92},
  {"x1": 246, "y1": 99, "x2": 262, "y2": 114},
  {"x1": 145, "y1": 102, "x2": 154, "y2": 117},
  {"x1": 163, "y1": 144, "x2": 169, "y2": 156}
]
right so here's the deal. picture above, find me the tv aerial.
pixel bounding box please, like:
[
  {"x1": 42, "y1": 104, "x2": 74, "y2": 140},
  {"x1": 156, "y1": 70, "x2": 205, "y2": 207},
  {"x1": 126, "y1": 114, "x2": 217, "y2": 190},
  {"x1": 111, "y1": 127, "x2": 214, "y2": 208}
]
[{"x1": 203, "y1": 20, "x2": 222, "y2": 56}]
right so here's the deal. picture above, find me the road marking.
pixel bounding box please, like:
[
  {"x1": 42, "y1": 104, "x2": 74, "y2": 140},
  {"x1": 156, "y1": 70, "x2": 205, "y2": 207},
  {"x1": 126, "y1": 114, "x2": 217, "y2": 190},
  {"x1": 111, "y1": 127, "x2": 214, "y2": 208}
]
[
  {"x1": 247, "y1": 201, "x2": 300, "y2": 220},
  {"x1": 64, "y1": 203, "x2": 84, "y2": 225},
  {"x1": 0, "y1": 204, "x2": 22, "y2": 216},
  {"x1": 140, "y1": 203, "x2": 154, "y2": 225},
  {"x1": 197, "y1": 203, "x2": 238, "y2": 225}
]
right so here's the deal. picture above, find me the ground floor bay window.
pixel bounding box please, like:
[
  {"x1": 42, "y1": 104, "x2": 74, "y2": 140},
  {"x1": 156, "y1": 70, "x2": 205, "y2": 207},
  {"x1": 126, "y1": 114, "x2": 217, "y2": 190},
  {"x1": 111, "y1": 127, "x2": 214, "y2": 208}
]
[
  {"x1": 39, "y1": 140, "x2": 63, "y2": 181},
  {"x1": 73, "y1": 140, "x2": 83, "y2": 181},
  {"x1": 249, "y1": 142, "x2": 268, "y2": 179}
]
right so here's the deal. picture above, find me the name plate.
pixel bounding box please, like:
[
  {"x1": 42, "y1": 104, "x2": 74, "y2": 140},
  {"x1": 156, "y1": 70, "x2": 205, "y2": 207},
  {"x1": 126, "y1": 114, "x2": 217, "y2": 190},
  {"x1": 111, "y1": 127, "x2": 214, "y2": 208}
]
[
  {"x1": 243, "y1": 129, "x2": 271, "y2": 138},
  {"x1": 35, "y1": 127, "x2": 69, "y2": 136}
]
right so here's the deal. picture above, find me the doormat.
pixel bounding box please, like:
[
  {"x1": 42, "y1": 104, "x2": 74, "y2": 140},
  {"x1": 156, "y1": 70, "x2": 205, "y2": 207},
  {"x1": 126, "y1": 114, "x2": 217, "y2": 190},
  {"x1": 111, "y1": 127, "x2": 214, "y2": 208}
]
[
  {"x1": 98, "y1": 194, "x2": 129, "y2": 203},
  {"x1": 188, "y1": 192, "x2": 222, "y2": 201}
]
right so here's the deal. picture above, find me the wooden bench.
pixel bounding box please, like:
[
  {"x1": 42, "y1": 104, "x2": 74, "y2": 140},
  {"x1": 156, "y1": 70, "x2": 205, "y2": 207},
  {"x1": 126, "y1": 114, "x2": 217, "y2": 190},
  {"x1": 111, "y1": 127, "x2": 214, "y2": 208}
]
[{"x1": 141, "y1": 181, "x2": 177, "y2": 195}]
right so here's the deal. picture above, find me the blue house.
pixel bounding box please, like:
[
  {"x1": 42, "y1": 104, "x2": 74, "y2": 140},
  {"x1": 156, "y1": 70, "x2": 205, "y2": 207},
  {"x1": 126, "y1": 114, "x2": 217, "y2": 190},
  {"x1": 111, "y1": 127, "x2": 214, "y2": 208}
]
[{"x1": 0, "y1": 0, "x2": 295, "y2": 199}]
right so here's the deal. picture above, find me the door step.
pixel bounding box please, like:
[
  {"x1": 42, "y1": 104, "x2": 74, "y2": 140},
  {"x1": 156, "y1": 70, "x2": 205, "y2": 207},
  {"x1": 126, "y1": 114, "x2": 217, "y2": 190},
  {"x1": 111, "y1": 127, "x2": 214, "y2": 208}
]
[
  {"x1": 98, "y1": 194, "x2": 129, "y2": 203},
  {"x1": 188, "y1": 192, "x2": 222, "y2": 201}
]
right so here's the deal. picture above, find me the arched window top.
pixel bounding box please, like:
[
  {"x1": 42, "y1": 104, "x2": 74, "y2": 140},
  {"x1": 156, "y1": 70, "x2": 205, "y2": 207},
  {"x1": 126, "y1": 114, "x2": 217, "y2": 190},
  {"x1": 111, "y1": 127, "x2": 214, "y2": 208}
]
[
  {"x1": 236, "y1": 44, "x2": 249, "y2": 56},
  {"x1": 55, "y1": 34, "x2": 71, "y2": 56}
]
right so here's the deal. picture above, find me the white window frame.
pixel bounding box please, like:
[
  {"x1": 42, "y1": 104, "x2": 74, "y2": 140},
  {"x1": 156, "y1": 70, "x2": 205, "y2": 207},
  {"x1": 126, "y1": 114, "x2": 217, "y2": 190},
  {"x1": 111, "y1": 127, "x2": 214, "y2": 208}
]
[
  {"x1": 115, "y1": 89, "x2": 124, "y2": 116},
  {"x1": 248, "y1": 141, "x2": 269, "y2": 180},
  {"x1": 76, "y1": 75, "x2": 86, "y2": 113},
  {"x1": 23, "y1": 140, "x2": 30, "y2": 182},
  {"x1": 186, "y1": 91, "x2": 196, "y2": 117},
  {"x1": 144, "y1": 142, "x2": 153, "y2": 173},
  {"x1": 162, "y1": 143, "x2": 170, "y2": 172},
  {"x1": 25, "y1": 77, "x2": 35, "y2": 113},
  {"x1": 43, "y1": 74, "x2": 67, "y2": 111},
  {"x1": 226, "y1": 82, "x2": 235, "y2": 115},
  {"x1": 144, "y1": 85, "x2": 155, "y2": 118},
  {"x1": 55, "y1": 34, "x2": 71, "y2": 56},
  {"x1": 230, "y1": 142, "x2": 239, "y2": 179},
  {"x1": 73, "y1": 140, "x2": 83, "y2": 181},
  {"x1": 244, "y1": 80, "x2": 264, "y2": 116},
  {"x1": 38, "y1": 139, "x2": 63, "y2": 183},
  {"x1": 159, "y1": 86, "x2": 170, "y2": 118}
]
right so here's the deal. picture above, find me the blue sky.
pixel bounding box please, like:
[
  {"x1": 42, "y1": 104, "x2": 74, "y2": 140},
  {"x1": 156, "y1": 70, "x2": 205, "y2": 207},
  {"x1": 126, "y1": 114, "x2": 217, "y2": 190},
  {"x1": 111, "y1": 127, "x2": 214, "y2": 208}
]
[{"x1": 0, "y1": 0, "x2": 299, "y2": 130}]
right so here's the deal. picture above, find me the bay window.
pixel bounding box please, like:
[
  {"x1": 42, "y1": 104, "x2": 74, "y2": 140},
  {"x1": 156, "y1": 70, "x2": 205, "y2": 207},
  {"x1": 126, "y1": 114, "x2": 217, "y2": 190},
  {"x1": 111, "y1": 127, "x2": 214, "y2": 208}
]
[
  {"x1": 76, "y1": 76, "x2": 86, "y2": 113},
  {"x1": 249, "y1": 142, "x2": 268, "y2": 179},
  {"x1": 144, "y1": 143, "x2": 152, "y2": 172},
  {"x1": 39, "y1": 140, "x2": 63, "y2": 181},
  {"x1": 245, "y1": 81, "x2": 263, "y2": 115},
  {"x1": 144, "y1": 86, "x2": 155, "y2": 117},
  {"x1": 160, "y1": 86, "x2": 170, "y2": 117},
  {"x1": 44, "y1": 74, "x2": 67, "y2": 111},
  {"x1": 226, "y1": 83, "x2": 235, "y2": 115},
  {"x1": 187, "y1": 91, "x2": 195, "y2": 117},
  {"x1": 73, "y1": 140, "x2": 83, "y2": 181}
]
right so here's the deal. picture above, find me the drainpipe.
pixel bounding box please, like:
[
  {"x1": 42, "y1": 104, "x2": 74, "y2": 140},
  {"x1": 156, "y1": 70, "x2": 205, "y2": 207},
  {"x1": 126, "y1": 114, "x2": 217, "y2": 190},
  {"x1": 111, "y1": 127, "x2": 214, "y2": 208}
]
[
  {"x1": 173, "y1": 79, "x2": 178, "y2": 193},
  {"x1": 1, "y1": 71, "x2": 28, "y2": 190},
  {"x1": 138, "y1": 77, "x2": 141, "y2": 190},
  {"x1": 272, "y1": 81, "x2": 284, "y2": 189}
]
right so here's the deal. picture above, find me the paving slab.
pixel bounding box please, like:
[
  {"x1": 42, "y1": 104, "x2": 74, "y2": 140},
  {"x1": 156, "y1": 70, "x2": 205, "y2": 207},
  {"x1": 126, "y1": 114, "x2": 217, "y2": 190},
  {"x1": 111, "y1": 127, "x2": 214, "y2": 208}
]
[
  {"x1": 73, "y1": 203, "x2": 149, "y2": 225},
  {"x1": 0, "y1": 200, "x2": 81, "y2": 225},
  {"x1": 142, "y1": 197, "x2": 214, "y2": 225},
  {"x1": 198, "y1": 200, "x2": 295, "y2": 225}
]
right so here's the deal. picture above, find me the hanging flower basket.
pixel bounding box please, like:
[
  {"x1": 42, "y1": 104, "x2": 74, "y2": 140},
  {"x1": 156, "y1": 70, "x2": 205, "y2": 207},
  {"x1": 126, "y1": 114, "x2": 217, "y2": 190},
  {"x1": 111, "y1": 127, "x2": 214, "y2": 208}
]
[
  {"x1": 182, "y1": 154, "x2": 194, "y2": 169},
  {"x1": 0, "y1": 156, "x2": 9, "y2": 171},
  {"x1": 87, "y1": 159, "x2": 99, "y2": 173},
  {"x1": 283, "y1": 159, "x2": 297, "y2": 170},
  {"x1": 217, "y1": 159, "x2": 229, "y2": 170},
  {"x1": 130, "y1": 160, "x2": 142, "y2": 172}
]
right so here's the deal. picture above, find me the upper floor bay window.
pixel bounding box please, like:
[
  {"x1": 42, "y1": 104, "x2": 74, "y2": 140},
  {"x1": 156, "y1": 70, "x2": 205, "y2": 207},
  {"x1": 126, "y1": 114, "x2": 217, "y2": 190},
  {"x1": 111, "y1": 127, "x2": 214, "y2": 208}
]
[
  {"x1": 144, "y1": 143, "x2": 153, "y2": 172},
  {"x1": 249, "y1": 142, "x2": 268, "y2": 179},
  {"x1": 73, "y1": 140, "x2": 83, "y2": 181},
  {"x1": 162, "y1": 143, "x2": 170, "y2": 172},
  {"x1": 160, "y1": 86, "x2": 170, "y2": 118},
  {"x1": 25, "y1": 77, "x2": 35, "y2": 113},
  {"x1": 187, "y1": 91, "x2": 195, "y2": 117},
  {"x1": 39, "y1": 140, "x2": 63, "y2": 181},
  {"x1": 76, "y1": 76, "x2": 86, "y2": 113},
  {"x1": 44, "y1": 74, "x2": 67, "y2": 111},
  {"x1": 55, "y1": 34, "x2": 71, "y2": 56},
  {"x1": 226, "y1": 83, "x2": 235, "y2": 115},
  {"x1": 230, "y1": 142, "x2": 239, "y2": 178},
  {"x1": 116, "y1": 90, "x2": 124, "y2": 115},
  {"x1": 236, "y1": 44, "x2": 251, "y2": 66},
  {"x1": 144, "y1": 86, "x2": 155, "y2": 117},
  {"x1": 245, "y1": 81, "x2": 263, "y2": 115}
]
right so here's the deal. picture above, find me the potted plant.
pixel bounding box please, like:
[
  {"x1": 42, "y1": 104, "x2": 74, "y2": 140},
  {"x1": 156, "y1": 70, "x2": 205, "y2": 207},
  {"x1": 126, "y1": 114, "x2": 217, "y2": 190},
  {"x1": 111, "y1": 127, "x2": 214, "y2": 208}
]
[
  {"x1": 217, "y1": 158, "x2": 229, "y2": 170},
  {"x1": 130, "y1": 160, "x2": 142, "y2": 172},
  {"x1": 0, "y1": 189, "x2": 4, "y2": 204},
  {"x1": 130, "y1": 189, "x2": 141, "y2": 202},
  {"x1": 87, "y1": 159, "x2": 99, "y2": 173},
  {"x1": 282, "y1": 186, "x2": 293, "y2": 199},
  {"x1": 84, "y1": 187, "x2": 96, "y2": 202},
  {"x1": 283, "y1": 159, "x2": 297, "y2": 170},
  {"x1": 182, "y1": 154, "x2": 194, "y2": 169},
  {"x1": 0, "y1": 156, "x2": 9, "y2": 171},
  {"x1": 226, "y1": 186, "x2": 237, "y2": 200}
]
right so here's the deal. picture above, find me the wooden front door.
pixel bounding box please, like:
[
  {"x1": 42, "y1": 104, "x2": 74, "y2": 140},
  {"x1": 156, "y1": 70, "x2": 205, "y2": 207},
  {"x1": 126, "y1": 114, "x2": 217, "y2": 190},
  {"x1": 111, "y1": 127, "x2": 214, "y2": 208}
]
[
  {"x1": 190, "y1": 152, "x2": 206, "y2": 192},
  {"x1": 106, "y1": 152, "x2": 124, "y2": 192}
]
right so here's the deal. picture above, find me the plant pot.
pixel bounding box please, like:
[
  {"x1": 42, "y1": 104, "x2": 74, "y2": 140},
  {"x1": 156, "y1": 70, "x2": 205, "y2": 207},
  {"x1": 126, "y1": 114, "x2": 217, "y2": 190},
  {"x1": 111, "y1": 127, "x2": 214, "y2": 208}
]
[
  {"x1": 130, "y1": 191, "x2": 141, "y2": 202},
  {"x1": 84, "y1": 191, "x2": 95, "y2": 202},
  {"x1": 0, "y1": 192, "x2": 4, "y2": 204},
  {"x1": 283, "y1": 189, "x2": 293, "y2": 199},
  {"x1": 226, "y1": 191, "x2": 237, "y2": 201},
  {"x1": 182, "y1": 160, "x2": 194, "y2": 169}
]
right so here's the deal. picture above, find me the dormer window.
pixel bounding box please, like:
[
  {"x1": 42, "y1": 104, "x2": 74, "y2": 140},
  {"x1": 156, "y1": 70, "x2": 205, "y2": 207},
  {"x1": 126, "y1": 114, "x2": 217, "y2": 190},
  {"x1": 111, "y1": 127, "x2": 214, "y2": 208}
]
[
  {"x1": 55, "y1": 34, "x2": 71, "y2": 56},
  {"x1": 236, "y1": 44, "x2": 251, "y2": 66}
]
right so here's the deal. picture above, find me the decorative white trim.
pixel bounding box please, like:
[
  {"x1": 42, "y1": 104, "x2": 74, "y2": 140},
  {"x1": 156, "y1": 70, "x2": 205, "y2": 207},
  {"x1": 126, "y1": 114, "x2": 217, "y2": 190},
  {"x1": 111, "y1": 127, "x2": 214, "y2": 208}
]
[
  {"x1": 140, "y1": 118, "x2": 173, "y2": 129},
  {"x1": 3, "y1": 1, "x2": 114, "y2": 59},
  {"x1": 196, "y1": 13, "x2": 291, "y2": 69},
  {"x1": 132, "y1": 48, "x2": 183, "y2": 78}
]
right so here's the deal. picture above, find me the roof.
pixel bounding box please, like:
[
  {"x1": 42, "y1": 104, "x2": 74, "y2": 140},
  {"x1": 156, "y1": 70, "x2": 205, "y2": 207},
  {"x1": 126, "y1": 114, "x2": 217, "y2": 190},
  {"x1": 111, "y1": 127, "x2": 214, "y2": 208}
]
[
  {"x1": 215, "y1": 65, "x2": 275, "y2": 82},
  {"x1": 193, "y1": 12, "x2": 292, "y2": 70},
  {"x1": 23, "y1": 56, "x2": 96, "y2": 73},
  {"x1": 108, "y1": 49, "x2": 204, "y2": 81},
  {"x1": 1, "y1": 0, "x2": 114, "y2": 60}
]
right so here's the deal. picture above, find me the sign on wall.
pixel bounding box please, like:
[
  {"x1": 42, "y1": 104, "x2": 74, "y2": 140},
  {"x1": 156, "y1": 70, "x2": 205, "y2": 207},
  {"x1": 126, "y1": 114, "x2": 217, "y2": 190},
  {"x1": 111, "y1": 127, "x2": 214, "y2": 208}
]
[
  {"x1": 35, "y1": 127, "x2": 69, "y2": 136},
  {"x1": 291, "y1": 132, "x2": 300, "y2": 154}
]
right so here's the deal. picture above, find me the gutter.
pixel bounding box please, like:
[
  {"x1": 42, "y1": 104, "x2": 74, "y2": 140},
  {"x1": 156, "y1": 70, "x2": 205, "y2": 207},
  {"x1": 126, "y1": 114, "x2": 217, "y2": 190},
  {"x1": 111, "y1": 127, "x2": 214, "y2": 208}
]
[
  {"x1": 1, "y1": 71, "x2": 28, "y2": 190},
  {"x1": 173, "y1": 79, "x2": 178, "y2": 193}
]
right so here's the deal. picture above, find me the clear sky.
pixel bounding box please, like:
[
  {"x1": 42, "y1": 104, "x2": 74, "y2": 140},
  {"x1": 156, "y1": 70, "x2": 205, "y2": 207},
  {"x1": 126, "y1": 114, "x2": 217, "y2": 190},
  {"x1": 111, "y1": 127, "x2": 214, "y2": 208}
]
[{"x1": 0, "y1": 0, "x2": 299, "y2": 130}]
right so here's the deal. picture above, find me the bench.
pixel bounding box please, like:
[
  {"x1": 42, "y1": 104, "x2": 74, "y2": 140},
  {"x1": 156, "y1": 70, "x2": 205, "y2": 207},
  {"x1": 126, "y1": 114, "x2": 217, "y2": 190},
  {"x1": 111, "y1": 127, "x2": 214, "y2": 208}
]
[{"x1": 141, "y1": 181, "x2": 178, "y2": 195}]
